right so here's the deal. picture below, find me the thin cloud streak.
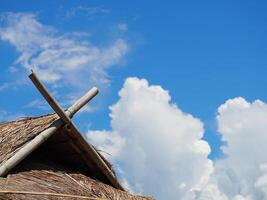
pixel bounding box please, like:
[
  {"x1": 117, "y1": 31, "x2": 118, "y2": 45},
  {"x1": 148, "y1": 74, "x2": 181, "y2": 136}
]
[{"x1": 0, "y1": 12, "x2": 128, "y2": 89}]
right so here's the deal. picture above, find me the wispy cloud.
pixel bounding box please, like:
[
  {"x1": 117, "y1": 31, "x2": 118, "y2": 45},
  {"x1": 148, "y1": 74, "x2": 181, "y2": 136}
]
[
  {"x1": 65, "y1": 6, "x2": 110, "y2": 19},
  {"x1": 0, "y1": 12, "x2": 128, "y2": 89},
  {"x1": 0, "y1": 82, "x2": 10, "y2": 91},
  {"x1": 0, "y1": 109, "x2": 25, "y2": 122},
  {"x1": 24, "y1": 99, "x2": 49, "y2": 110},
  {"x1": 117, "y1": 23, "x2": 128, "y2": 32},
  {"x1": 0, "y1": 80, "x2": 20, "y2": 92}
]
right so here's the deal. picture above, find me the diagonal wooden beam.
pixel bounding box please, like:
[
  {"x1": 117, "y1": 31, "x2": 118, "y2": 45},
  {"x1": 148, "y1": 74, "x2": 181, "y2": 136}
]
[
  {"x1": 29, "y1": 72, "x2": 72, "y2": 124},
  {"x1": 28, "y1": 71, "x2": 124, "y2": 190},
  {"x1": 0, "y1": 72, "x2": 99, "y2": 181}
]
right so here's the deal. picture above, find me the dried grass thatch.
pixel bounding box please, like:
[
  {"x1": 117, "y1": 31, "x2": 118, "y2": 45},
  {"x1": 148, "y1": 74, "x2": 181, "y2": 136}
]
[
  {"x1": 0, "y1": 114, "x2": 116, "y2": 184},
  {"x1": 0, "y1": 155, "x2": 153, "y2": 200},
  {"x1": 0, "y1": 114, "x2": 58, "y2": 165},
  {"x1": 0, "y1": 115, "x2": 154, "y2": 199}
]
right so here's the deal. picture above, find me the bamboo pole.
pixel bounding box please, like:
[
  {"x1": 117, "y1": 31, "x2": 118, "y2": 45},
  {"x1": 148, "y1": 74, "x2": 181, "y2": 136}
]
[
  {"x1": 66, "y1": 87, "x2": 99, "y2": 118},
  {"x1": 0, "y1": 72, "x2": 99, "y2": 178},
  {"x1": 29, "y1": 72, "x2": 123, "y2": 190},
  {"x1": 67, "y1": 122, "x2": 124, "y2": 190},
  {"x1": 29, "y1": 72, "x2": 72, "y2": 124},
  {"x1": 29, "y1": 72, "x2": 99, "y2": 120},
  {"x1": 0, "y1": 71, "x2": 124, "y2": 191},
  {"x1": 0, "y1": 119, "x2": 64, "y2": 177}
]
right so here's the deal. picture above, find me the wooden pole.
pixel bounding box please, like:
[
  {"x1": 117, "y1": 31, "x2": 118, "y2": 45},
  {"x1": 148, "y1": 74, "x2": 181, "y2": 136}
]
[
  {"x1": 0, "y1": 119, "x2": 64, "y2": 177},
  {"x1": 0, "y1": 72, "x2": 98, "y2": 179},
  {"x1": 29, "y1": 72, "x2": 72, "y2": 124},
  {"x1": 0, "y1": 71, "x2": 124, "y2": 191},
  {"x1": 66, "y1": 87, "x2": 99, "y2": 118}
]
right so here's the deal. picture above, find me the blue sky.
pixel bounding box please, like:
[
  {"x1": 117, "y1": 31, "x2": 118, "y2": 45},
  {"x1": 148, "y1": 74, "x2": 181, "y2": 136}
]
[{"x1": 1, "y1": 1, "x2": 267, "y2": 199}]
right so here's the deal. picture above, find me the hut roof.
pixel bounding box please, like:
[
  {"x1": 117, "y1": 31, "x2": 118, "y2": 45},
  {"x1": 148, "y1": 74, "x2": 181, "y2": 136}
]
[
  {"x1": 0, "y1": 144, "x2": 152, "y2": 200},
  {"x1": 0, "y1": 114, "x2": 153, "y2": 199},
  {"x1": 0, "y1": 114, "x2": 57, "y2": 167}
]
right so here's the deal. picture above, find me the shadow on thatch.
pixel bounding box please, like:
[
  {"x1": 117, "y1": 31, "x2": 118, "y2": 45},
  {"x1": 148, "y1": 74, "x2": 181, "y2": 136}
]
[{"x1": 0, "y1": 115, "x2": 154, "y2": 200}]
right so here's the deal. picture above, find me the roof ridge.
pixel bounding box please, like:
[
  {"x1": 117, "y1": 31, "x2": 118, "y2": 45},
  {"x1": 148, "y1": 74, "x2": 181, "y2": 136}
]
[{"x1": 0, "y1": 113, "x2": 57, "y2": 124}]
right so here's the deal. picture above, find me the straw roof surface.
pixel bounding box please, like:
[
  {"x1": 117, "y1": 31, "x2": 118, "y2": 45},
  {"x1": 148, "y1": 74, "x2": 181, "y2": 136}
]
[
  {"x1": 0, "y1": 155, "x2": 152, "y2": 200},
  {"x1": 0, "y1": 114, "x2": 58, "y2": 166},
  {"x1": 0, "y1": 115, "x2": 154, "y2": 200},
  {"x1": 0, "y1": 114, "x2": 116, "y2": 184}
]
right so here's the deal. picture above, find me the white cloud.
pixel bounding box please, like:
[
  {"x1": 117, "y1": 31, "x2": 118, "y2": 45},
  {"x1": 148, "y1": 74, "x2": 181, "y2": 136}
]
[
  {"x1": 0, "y1": 109, "x2": 25, "y2": 121},
  {"x1": 197, "y1": 97, "x2": 267, "y2": 200},
  {"x1": 87, "y1": 78, "x2": 267, "y2": 200},
  {"x1": 0, "y1": 12, "x2": 128, "y2": 88},
  {"x1": 8, "y1": 66, "x2": 18, "y2": 73},
  {"x1": 2, "y1": 13, "x2": 266, "y2": 199},
  {"x1": 87, "y1": 77, "x2": 213, "y2": 200},
  {"x1": 255, "y1": 164, "x2": 267, "y2": 198},
  {"x1": 0, "y1": 82, "x2": 10, "y2": 91},
  {"x1": 24, "y1": 99, "x2": 49, "y2": 110},
  {"x1": 188, "y1": 183, "x2": 228, "y2": 200},
  {"x1": 118, "y1": 23, "x2": 128, "y2": 32},
  {"x1": 66, "y1": 6, "x2": 110, "y2": 19}
]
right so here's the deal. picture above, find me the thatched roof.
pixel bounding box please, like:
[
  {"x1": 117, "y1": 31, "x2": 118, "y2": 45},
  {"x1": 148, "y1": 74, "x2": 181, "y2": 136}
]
[
  {"x1": 0, "y1": 115, "x2": 153, "y2": 200},
  {"x1": 0, "y1": 114, "x2": 118, "y2": 185},
  {"x1": 0, "y1": 151, "x2": 152, "y2": 200},
  {"x1": 0, "y1": 114, "x2": 57, "y2": 166}
]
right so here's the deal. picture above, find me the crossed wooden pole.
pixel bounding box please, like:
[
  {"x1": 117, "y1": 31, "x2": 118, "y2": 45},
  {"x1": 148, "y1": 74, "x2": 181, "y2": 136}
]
[
  {"x1": 0, "y1": 71, "x2": 124, "y2": 191},
  {"x1": 29, "y1": 71, "x2": 98, "y2": 128}
]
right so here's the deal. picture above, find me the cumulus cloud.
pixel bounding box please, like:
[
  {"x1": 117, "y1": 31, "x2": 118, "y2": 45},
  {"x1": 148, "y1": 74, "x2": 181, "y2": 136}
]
[
  {"x1": 255, "y1": 164, "x2": 267, "y2": 198},
  {"x1": 87, "y1": 78, "x2": 267, "y2": 200},
  {"x1": 87, "y1": 77, "x2": 213, "y2": 199},
  {"x1": 0, "y1": 12, "x2": 128, "y2": 88},
  {"x1": 197, "y1": 97, "x2": 267, "y2": 200},
  {"x1": 216, "y1": 97, "x2": 267, "y2": 199}
]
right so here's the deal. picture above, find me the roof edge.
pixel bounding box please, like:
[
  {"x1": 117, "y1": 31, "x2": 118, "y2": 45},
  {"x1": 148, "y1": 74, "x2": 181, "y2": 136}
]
[{"x1": 0, "y1": 116, "x2": 125, "y2": 191}]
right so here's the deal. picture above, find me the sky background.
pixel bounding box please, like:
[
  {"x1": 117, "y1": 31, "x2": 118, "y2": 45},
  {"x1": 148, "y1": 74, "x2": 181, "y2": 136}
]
[{"x1": 1, "y1": 1, "x2": 267, "y2": 199}]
